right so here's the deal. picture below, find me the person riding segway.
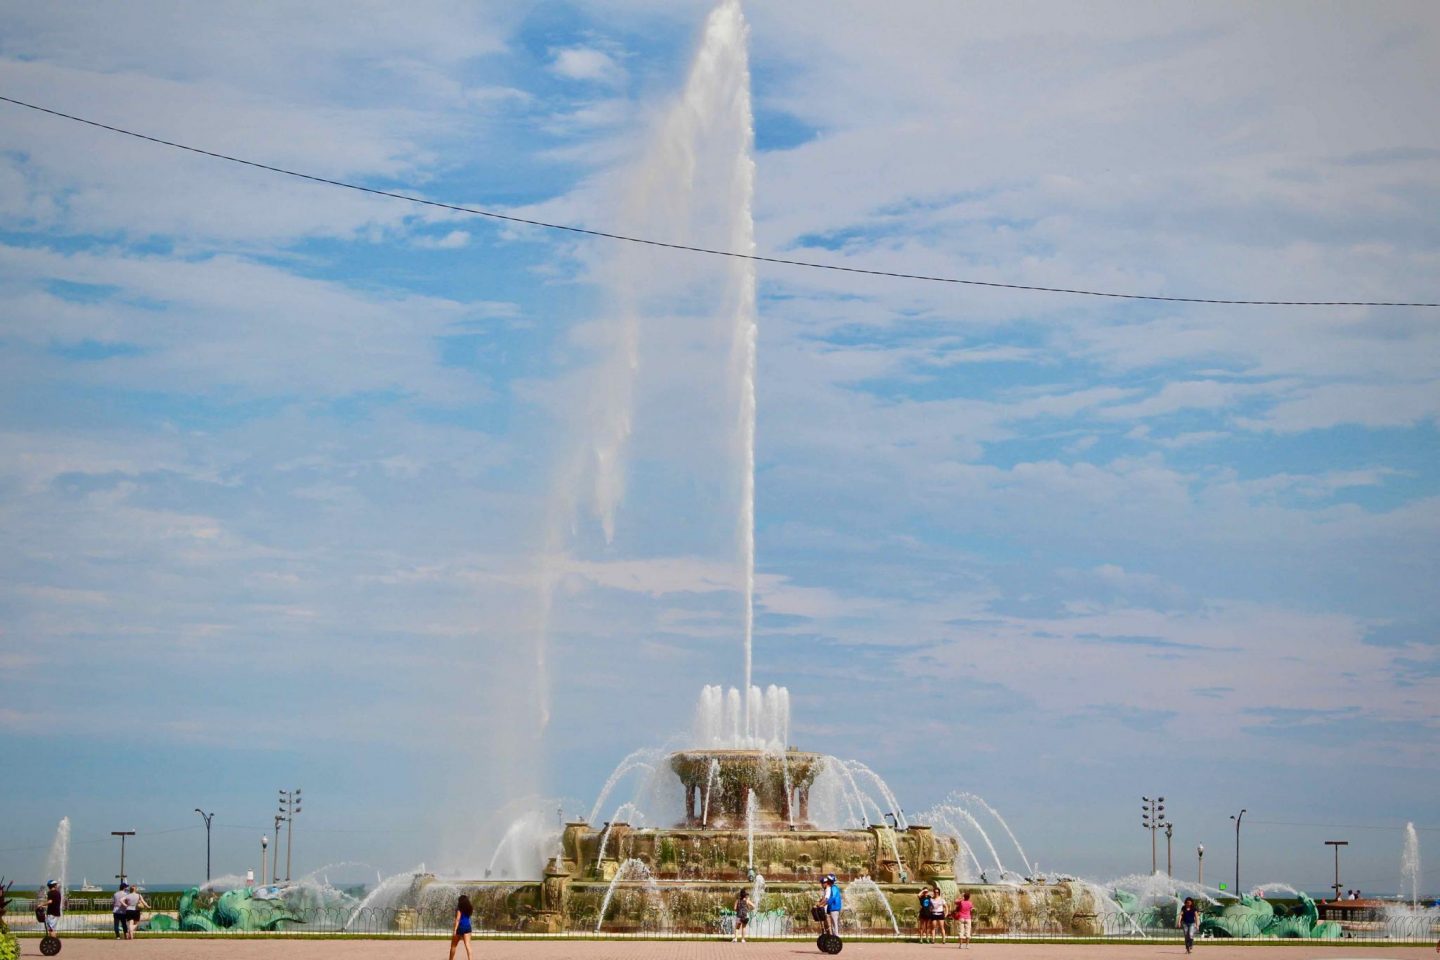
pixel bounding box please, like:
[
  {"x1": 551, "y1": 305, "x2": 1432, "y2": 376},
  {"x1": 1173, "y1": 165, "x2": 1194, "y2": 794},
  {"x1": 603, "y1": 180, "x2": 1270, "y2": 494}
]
[
  {"x1": 38, "y1": 879, "x2": 62, "y2": 955},
  {"x1": 813, "y1": 874, "x2": 843, "y2": 954}
]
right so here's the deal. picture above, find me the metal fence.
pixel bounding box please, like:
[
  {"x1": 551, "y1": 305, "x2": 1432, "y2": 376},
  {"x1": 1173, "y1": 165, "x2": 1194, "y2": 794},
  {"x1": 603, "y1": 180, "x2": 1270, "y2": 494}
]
[{"x1": 9, "y1": 908, "x2": 1437, "y2": 941}]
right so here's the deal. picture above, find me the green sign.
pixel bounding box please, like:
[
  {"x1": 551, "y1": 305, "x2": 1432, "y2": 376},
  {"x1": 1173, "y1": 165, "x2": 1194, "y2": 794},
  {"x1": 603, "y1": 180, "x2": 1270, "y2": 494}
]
[{"x1": 1218, "y1": 882, "x2": 1228, "y2": 890}]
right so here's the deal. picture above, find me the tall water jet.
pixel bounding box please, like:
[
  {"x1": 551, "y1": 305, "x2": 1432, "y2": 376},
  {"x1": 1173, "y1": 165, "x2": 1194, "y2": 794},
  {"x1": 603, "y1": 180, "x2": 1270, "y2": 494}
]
[
  {"x1": 42, "y1": 817, "x2": 69, "y2": 907},
  {"x1": 1402, "y1": 822, "x2": 1420, "y2": 908}
]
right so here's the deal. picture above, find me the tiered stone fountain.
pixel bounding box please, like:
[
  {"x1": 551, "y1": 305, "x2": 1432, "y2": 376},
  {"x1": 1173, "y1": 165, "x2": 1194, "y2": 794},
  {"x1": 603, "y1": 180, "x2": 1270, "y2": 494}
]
[{"x1": 394, "y1": 722, "x2": 1105, "y2": 935}]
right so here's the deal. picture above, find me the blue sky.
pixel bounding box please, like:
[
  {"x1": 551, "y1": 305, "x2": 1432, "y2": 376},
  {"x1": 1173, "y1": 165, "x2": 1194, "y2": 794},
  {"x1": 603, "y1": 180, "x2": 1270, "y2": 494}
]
[{"x1": 1, "y1": 0, "x2": 1437, "y2": 894}]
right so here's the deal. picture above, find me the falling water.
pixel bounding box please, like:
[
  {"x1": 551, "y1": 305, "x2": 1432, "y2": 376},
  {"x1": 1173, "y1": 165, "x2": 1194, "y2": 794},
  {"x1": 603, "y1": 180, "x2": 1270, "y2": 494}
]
[
  {"x1": 844, "y1": 760, "x2": 908, "y2": 829},
  {"x1": 588, "y1": 749, "x2": 660, "y2": 824},
  {"x1": 595, "y1": 859, "x2": 665, "y2": 933},
  {"x1": 746, "y1": 789, "x2": 758, "y2": 871},
  {"x1": 821, "y1": 755, "x2": 874, "y2": 828},
  {"x1": 342, "y1": 869, "x2": 426, "y2": 931},
  {"x1": 956, "y1": 792, "x2": 1033, "y2": 876},
  {"x1": 932, "y1": 803, "x2": 1007, "y2": 877},
  {"x1": 1402, "y1": 822, "x2": 1421, "y2": 908},
  {"x1": 595, "y1": 804, "x2": 645, "y2": 866},
  {"x1": 846, "y1": 876, "x2": 900, "y2": 935},
  {"x1": 42, "y1": 817, "x2": 69, "y2": 907},
  {"x1": 702, "y1": 757, "x2": 719, "y2": 825},
  {"x1": 921, "y1": 806, "x2": 985, "y2": 881}
]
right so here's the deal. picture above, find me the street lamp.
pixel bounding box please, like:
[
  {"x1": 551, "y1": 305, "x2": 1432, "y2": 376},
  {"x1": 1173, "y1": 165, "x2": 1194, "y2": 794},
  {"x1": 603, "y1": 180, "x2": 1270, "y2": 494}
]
[
  {"x1": 1197, "y1": 843, "x2": 1205, "y2": 886},
  {"x1": 111, "y1": 831, "x2": 136, "y2": 886},
  {"x1": 194, "y1": 809, "x2": 214, "y2": 882},
  {"x1": 1229, "y1": 808, "x2": 1247, "y2": 895},
  {"x1": 1141, "y1": 796, "x2": 1169, "y2": 874},
  {"x1": 260, "y1": 836, "x2": 268, "y2": 889},
  {"x1": 1324, "y1": 841, "x2": 1349, "y2": 900}
]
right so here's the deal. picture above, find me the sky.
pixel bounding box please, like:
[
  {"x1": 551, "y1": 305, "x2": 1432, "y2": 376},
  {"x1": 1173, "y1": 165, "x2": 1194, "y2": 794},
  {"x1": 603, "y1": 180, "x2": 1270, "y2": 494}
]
[{"x1": 0, "y1": 0, "x2": 1437, "y2": 896}]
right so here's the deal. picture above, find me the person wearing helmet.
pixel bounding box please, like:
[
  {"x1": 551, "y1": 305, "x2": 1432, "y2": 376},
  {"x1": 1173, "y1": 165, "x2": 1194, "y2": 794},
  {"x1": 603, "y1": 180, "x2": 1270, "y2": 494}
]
[
  {"x1": 816, "y1": 874, "x2": 843, "y2": 936},
  {"x1": 42, "y1": 880, "x2": 62, "y2": 936}
]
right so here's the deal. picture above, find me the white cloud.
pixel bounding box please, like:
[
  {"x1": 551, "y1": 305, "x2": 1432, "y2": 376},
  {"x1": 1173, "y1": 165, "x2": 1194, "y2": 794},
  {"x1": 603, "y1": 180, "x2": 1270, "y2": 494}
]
[{"x1": 550, "y1": 46, "x2": 626, "y2": 86}]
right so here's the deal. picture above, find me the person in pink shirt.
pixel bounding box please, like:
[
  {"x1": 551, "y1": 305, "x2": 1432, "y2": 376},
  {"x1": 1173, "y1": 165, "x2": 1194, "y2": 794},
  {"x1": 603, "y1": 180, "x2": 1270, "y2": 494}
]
[{"x1": 954, "y1": 890, "x2": 975, "y2": 949}]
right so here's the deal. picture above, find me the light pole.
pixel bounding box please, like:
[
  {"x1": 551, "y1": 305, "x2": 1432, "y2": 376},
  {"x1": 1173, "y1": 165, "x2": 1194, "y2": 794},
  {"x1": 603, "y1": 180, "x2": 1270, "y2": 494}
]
[
  {"x1": 260, "y1": 836, "x2": 268, "y2": 889},
  {"x1": 111, "y1": 830, "x2": 136, "y2": 886},
  {"x1": 1229, "y1": 808, "x2": 1246, "y2": 895},
  {"x1": 1141, "y1": 796, "x2": 1169, "y2": 874},
  {"x1": 1165, "y1": 822, "x2": 1174, "y2": 877},
  {"x1": 194, "y1": 809, "x2": 214, "y2": 882},
  {"x1": 272, "y1": 816, "x2": 283, "y2": 884},
  {"x1": 277, "y1": 789, "x2": 302, "y2": 882},
  {"x1": 1197, "y1": 844, "x2": 1205, "y2": 886},
  {"x1": 1324, "y1": 840, "x2": 1348, "y2": 900}
]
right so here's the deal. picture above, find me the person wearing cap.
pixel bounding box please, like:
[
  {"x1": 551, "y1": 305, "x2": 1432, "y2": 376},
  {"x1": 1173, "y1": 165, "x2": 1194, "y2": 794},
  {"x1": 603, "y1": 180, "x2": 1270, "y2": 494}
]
[
  {"x1": 816, "y1": 874, "x2": 843, "y2": 937},
  {"x1": 42, "y1": 879, "x2": 62, "y2": 936},
  {"x1": 112, "y1": 882, "x2": 128, "y2": 938}
]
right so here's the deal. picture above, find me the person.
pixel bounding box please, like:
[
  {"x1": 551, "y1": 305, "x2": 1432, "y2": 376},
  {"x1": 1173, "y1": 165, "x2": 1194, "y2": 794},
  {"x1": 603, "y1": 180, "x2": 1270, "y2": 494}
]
[
  {"x1": 818, "y1": 874, "x2": 843, "y2": 937},
  {"x1": 123, "y1": 884, "x2": 148, "y2": 939},
  {"x1": 112, "y1": 883, "x2": 128, "y2": 938},
  {"x1": 448, "y1": 893, "x2": 473, "y2": 960},
  {"x1": 918, "y1": 887, "x2": 933, "y2": 941},
  {"x1": 1179, "y1": 896, "x2": 1199, "y2": 954},
  {"x1": 732, "y1": 889, "x2": 751, "y2": 943},
  {"x1": 42, "y1": 880, "x2": 61, "y2": 937},
  {"x1": 932, "y1": 888, "x2": 948, "y2": 944},
  {"x1": 954, "y1": 890, "x2": 974, "y2": 950}
]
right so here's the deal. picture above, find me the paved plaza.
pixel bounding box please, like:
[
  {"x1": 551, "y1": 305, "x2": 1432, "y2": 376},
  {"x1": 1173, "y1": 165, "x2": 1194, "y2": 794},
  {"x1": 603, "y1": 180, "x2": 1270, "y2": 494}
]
[{"x1": 13, "y1": 940, "x2": 1439, "y2": 960}]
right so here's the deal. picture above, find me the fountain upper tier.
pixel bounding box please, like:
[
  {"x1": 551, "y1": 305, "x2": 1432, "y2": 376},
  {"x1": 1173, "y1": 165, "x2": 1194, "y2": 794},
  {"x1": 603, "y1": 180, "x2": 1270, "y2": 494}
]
[{"x1": 670, "y1": 748, "x2": 824, "y2": 829}]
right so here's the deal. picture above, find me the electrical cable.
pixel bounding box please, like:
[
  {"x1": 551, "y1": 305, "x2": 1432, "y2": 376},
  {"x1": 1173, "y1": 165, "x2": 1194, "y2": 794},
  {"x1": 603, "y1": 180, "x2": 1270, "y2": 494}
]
[
  {"x1": 1247, "y1": 819, "x2": 1437, "y2": 832},
  {"x1": 2, "y1": 94, "x2": 1435, "y2": 309}
]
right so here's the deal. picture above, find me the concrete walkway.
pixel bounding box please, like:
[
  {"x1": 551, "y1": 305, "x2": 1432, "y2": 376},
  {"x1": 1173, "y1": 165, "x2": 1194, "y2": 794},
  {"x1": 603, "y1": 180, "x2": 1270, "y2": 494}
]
[{"x1": 15, "y1": 939, "x2": 1438, "y2": 960}]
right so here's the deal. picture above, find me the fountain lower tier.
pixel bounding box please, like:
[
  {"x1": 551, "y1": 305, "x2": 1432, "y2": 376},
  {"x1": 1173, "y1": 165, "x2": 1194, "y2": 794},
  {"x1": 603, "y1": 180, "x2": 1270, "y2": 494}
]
[{"x1": 399, "y1": 876, "x2": 1108, "y2": 936}]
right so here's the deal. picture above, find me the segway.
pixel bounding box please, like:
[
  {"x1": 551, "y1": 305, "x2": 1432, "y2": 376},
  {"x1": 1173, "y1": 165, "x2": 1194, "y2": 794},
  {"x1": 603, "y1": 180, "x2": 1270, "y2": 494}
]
[
  {"x1": 810, "y1": 904, "x2": 843, "y2": 954},
  {"x1": 35, "y1": 905, "x2": 61, "y2": 955}
]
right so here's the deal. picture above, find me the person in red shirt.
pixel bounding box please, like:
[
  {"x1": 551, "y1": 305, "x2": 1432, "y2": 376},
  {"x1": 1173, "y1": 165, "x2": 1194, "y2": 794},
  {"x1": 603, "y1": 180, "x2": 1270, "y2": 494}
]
[{"x1": 954, "y1": 890, "x2": 975, "y2": 949}]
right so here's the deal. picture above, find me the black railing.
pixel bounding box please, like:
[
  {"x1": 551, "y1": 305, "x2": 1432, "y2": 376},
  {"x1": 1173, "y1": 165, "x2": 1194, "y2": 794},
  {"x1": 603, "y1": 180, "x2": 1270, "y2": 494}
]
[{"x1": 8, "y1": 908, "x2": 1437, "y2": 941}]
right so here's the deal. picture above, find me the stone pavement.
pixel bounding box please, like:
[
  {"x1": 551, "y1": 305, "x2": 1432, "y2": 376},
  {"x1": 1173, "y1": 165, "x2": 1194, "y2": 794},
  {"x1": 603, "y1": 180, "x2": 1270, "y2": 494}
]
[{"x1": 15, "y1": 939, "x2": 1439, "y2": 960}]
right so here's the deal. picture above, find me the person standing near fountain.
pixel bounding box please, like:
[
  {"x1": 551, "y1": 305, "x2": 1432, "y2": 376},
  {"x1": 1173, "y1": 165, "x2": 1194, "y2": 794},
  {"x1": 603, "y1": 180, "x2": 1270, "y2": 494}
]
[
  {"x1": 918, "y1": 887, "x2": 934, "y2": 941},
  {"x1": 932, "y1": 888, "x2": 948, "y2": 944},
  {"x1": 732, "y1": 889, "x2": 751, "y2": 942},
  {"x1": 448, "y1": 893, "x2": 473, "y2": 960},
  {"x1": 111, "y1": 883, "x2": 127, "y2": 938},
  {"x1": 1179, "y1": 896, "x2": 1199, "y2": 954},
  {"x1": 123, "y1": 884, "x2": 148, "y2": 939},
  {"x1": 818, "y1": 874, "x2": 843, "y2": 937},
  {"x1": 955, "y1": 890, "x2": 974, "y2": 949}
]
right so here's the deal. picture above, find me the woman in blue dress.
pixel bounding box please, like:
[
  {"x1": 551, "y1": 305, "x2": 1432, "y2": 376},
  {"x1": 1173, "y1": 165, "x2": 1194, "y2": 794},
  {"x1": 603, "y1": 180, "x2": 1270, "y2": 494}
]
[{"x1": 448, "y1": 893, "x2": 474, "y2": 960}]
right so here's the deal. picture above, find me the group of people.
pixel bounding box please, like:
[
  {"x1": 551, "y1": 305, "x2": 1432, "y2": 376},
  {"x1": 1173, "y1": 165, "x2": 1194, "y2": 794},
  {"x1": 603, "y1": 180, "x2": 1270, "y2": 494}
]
[
  {"x1": 442, "y1": 875, "x2": 982, "y2": 948},
  {"x1": 110, "y1": 882, "x2": 150, "y2": 939},
  {"x1": 917, "y1": 887, "x2": 976, "y2": 947}
]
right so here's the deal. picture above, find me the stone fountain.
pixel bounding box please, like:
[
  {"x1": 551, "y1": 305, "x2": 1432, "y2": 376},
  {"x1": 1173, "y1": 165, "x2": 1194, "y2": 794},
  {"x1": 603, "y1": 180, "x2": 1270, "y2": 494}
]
[{"x1": 383, "y1": 686, "x2": 1107, "y2": 936}]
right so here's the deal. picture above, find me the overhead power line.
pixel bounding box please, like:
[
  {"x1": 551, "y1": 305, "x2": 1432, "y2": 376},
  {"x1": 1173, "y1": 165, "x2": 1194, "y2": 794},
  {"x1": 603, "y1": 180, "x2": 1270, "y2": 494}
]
[
  {"x1": 1248, "y1": 819, "x2": 1438, "y2": 832},
  {"x1": 1, "y1": 94, "x2": 1435, "y2": 309}
]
